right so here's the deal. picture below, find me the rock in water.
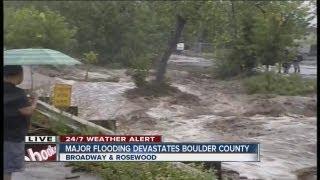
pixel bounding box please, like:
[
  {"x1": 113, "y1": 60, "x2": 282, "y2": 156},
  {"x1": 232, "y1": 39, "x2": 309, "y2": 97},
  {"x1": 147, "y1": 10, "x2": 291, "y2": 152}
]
[{"x1": 294, "y1": 166, "x2": 317, "y2": 180}]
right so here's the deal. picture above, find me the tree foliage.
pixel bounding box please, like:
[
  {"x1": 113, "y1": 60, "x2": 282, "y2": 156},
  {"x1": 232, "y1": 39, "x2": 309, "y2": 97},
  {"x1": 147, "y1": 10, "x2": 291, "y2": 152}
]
[
  {"x1": 207, "y1": 1, "x2": 313, "y2": 76},
  {"x1": 253, "y1": 1, "x2": 312, "y2": 69},
  {"x1": 4, "y1": 7, "x2": 76, "y2": 51},
  {"x1": 4, "y1": 1, "x2": 314, "y2": 78},
  {"x1": 83, "y1": 51, "x2": 98, "y2": 65},
  {"x1": 83, "y1": 51, "x2": 98, "y2": 81}
]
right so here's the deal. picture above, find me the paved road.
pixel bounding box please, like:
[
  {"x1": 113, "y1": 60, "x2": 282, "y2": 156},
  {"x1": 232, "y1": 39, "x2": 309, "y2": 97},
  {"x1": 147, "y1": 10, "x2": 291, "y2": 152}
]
[
  {"x1": 169, "y1": 55, "x2": 317, "y2": 79},
  {"x1": 270, "y1": 60, "x2": 317, "y2": 79}
]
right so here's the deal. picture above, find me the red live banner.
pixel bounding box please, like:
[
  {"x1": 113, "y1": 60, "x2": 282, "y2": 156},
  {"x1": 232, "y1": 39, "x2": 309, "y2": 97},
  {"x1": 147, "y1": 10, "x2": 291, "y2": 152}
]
[{"x1": 59, "y1": 135, "x2": 162, "y2": 143}]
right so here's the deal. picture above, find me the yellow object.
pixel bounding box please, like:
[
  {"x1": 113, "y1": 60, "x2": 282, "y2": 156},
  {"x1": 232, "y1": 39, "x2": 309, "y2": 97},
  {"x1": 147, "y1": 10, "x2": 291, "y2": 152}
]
[{"x1": 52, "y1": 84, "x2": 72, "y2": 107}]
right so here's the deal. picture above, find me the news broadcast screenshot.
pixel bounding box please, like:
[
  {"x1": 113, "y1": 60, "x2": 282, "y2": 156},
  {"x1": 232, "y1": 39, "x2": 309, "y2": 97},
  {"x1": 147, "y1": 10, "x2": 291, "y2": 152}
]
[{"x1": 3, "y1": 1, "x2": 317, "y2": 180}]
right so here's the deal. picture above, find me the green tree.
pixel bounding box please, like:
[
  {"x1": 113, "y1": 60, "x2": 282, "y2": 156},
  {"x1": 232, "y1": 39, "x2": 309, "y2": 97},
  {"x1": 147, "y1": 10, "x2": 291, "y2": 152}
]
[
  {"x1": 211, "y1": 1, "x2": 312, "y2": 77},
  {"x1": 83, "y1": 51, "x2": 98, "y2": 81},
  {"x1": 4, "y1": 1, "x2": 313, "y2": 80},
  {"x1": 4, "y1": 7, "x2": 76, "y2": 51},
  {"x1": 154, "y1": 1, "x2": 210, "y2": 83},
  {"x1": 16, "y1": 1, "x2": 168, "y2": 67},
  {"x1": 253, "y1": 1, "x2": 312, "y2": 72},
  {"x1": 214, "y1": 2, "x2": 260, "y2": 76}
]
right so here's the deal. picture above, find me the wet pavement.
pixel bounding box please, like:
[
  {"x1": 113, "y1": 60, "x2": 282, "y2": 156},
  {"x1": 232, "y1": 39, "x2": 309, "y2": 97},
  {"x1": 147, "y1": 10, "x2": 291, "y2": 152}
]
[{"x1": 169, "y1": 54, "x2": 317, "y2": 79}]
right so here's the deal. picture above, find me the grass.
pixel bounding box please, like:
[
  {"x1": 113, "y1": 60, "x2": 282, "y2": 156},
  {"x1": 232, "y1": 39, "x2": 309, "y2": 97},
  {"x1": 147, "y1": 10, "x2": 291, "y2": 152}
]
[
  {"x1": 31, "y1": 111, "x2": 77, "y2": 135},
  {"x1": 243, "y1": 72, "x2": 317, "y2": 96},
  {"x1": 69, "y1": 162, "x2": 215, "y2": 180},
  {"x1": 31, "y1": 107, "x2": 102, "y2": 135}
]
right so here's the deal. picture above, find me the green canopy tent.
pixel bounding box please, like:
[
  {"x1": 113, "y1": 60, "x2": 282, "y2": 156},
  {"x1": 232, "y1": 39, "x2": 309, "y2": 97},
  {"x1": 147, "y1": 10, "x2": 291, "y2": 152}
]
[
  {"x1": 4, "y1": 48, "x2": 81, "y2": 90},
  {"x1": 4, "y1": 49, "x2": 81, "y2": 65}
]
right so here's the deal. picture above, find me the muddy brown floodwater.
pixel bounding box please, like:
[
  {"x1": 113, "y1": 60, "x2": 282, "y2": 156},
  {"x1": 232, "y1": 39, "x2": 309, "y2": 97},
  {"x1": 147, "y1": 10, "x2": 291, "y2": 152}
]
[{"x1": 26, "y1": 55, "x2": 316, "y2": 180}]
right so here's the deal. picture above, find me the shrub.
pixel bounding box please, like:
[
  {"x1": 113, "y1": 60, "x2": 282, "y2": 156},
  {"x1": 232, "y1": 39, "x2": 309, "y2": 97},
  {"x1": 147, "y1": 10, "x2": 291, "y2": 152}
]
[
  {"x1": 211, "y1": 47, "x2": 256, "y2": 79},
  {"x1": 31, "y1": 111, "x2": 76, "y2": 135},
  {"x1": 132, "y1": 69, "x2": 148, "y2": 88},
  {"x1": 212, "y1": 58, "x2": 242, "y2": 79},
  {"x1": 129, "y1": 55, "x2": 151, "y2": 88},
  {"x1": 70, "y1": 162, "x2": 215, "y2": 180},
  {"x1": 83, "y1": 51, "x2": 99, "y2": 81},
  {"x1": 243, "y1": 72, "x2": 317, "y2": 96}
]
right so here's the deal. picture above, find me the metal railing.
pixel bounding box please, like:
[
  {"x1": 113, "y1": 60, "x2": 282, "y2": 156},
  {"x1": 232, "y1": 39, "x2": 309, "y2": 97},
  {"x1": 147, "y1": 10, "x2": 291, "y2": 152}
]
[{"x1": 35, "y1": 100, "x2": 114, "y2": 135}]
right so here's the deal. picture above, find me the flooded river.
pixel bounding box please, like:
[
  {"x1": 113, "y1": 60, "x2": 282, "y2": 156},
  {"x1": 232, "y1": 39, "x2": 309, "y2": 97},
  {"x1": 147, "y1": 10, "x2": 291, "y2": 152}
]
[{"x1": 20, "y1": 55, "x2": 316, "y2": 180}]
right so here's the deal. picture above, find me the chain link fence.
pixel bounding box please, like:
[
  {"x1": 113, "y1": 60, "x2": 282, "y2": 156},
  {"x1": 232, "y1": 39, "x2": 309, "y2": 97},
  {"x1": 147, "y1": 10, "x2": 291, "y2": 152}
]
[{"x1": 176, "y1": 42, "x2": 231, "y2": 60}]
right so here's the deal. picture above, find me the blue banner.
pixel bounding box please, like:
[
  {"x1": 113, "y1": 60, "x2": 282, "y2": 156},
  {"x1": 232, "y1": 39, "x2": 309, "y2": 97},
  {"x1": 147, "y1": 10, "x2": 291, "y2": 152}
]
[{"x1": 59, "y1": 143, "x2": 259, "y2": 153}]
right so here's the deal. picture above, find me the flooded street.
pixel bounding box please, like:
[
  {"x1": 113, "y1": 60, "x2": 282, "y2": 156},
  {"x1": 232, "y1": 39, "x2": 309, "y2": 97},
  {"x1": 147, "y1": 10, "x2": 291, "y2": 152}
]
[{"x1": 26, "y1": 55, "x2": 316, "y2": 180}]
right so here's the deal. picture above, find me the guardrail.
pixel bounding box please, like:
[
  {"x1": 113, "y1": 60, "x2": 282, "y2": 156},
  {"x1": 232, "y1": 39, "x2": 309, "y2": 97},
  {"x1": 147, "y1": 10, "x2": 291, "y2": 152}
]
[{"x1": 36, "y1": 100, "x2": 114, "y2": 135}]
